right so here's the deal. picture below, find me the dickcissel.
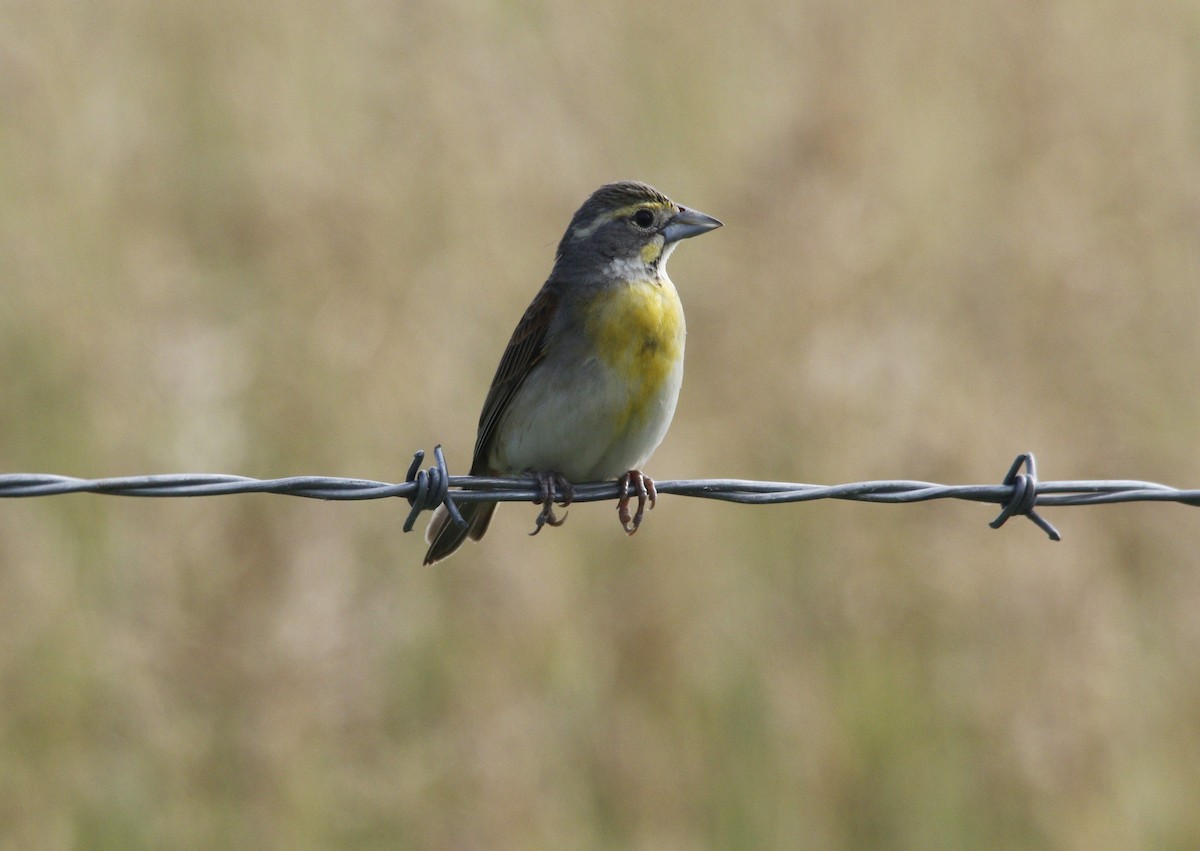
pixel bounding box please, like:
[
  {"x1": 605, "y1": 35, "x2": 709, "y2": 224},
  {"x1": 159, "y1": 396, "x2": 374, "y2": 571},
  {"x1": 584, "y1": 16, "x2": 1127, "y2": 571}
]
[{"x1": 424, "y1": 180, "x2": 721, "y2": 565}]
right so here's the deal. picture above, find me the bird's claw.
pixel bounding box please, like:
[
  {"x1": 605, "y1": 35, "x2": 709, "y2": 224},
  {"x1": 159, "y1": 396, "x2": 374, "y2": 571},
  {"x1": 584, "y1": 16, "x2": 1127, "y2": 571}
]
[
  {"x1": 529, "y1": 471, "x2": 574, "y2": 536},
  {"x1": 617, "y1": 470, "x2": 656, "y2": 535}
]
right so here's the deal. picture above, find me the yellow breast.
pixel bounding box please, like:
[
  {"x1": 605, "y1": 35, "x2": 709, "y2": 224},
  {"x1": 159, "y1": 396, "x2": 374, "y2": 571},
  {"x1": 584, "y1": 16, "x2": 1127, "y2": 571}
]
[{"x1": 585, "y1": 277, "x2": 685, "y2": 425}]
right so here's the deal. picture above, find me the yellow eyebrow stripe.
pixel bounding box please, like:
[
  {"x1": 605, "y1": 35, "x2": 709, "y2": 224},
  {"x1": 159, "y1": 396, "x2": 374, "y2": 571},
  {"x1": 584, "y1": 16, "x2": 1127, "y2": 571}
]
[
  {"x1": 570, "y1": 201, "x2": 675, "y2": 240},
  {"x1": 608, "y1": 201, "x2": 674, "y2": 219}
]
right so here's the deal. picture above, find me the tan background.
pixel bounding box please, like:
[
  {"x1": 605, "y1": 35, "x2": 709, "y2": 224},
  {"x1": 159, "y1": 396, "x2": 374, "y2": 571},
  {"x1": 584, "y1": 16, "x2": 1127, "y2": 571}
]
[{"x1": 3, "y1": 0, "x2": 1199, "y2": 847}]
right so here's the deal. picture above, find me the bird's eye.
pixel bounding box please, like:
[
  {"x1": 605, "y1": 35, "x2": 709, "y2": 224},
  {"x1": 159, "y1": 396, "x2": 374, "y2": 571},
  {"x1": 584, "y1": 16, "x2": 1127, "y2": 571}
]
[{"x1": 631, "y1": 209, "x2": 655, "y2": 229}]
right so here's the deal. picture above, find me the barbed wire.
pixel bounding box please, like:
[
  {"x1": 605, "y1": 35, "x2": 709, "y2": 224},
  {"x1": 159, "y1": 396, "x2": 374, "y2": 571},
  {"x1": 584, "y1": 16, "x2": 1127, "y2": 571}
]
[{"x1": 4, "y1": 450, "x2": 1200, "y2": 541}]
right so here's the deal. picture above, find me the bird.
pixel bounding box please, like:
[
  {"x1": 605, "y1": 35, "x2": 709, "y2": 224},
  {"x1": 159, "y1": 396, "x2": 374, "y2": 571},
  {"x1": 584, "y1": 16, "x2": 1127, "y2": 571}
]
[{"x1": 423, "y1": 180, "x2": 722, "y2": 565}]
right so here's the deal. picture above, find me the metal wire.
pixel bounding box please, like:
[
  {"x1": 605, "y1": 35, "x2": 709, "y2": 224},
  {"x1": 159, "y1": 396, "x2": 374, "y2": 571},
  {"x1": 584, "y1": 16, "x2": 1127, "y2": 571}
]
[{"x1": 4, "y1": 450, "x2": 1200, "y2": 541}]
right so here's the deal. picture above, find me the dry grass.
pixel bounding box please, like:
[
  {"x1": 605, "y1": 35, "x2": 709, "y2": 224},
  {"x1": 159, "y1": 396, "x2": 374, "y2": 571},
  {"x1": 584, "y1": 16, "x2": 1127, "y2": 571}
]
[{"x1": 2, "y1": 0, "x2": 1200, "y2": 847}]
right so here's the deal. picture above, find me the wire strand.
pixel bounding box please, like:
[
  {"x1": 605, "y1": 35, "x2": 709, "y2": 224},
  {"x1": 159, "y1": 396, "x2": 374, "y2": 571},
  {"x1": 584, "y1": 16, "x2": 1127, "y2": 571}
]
[{"x1": 5, "y1": 450, "x2": 1200, "y2": 541}]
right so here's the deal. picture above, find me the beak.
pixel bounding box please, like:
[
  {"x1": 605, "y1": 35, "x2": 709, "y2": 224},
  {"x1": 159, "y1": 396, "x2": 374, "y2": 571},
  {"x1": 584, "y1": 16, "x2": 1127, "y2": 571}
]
[{"x1": 662, "y1": 206, "x2": 723, "y2": 243}]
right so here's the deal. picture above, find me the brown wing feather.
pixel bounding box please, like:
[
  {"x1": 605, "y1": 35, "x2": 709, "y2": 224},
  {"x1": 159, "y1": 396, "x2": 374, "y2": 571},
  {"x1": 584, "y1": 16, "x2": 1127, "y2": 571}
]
[{"x1": 470, "y1": 285, "x2": 558, "y2": 475}]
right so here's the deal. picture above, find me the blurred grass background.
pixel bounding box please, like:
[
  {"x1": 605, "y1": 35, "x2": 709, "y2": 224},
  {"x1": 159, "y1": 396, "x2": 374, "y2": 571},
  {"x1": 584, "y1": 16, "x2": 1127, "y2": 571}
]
[{"x1": 2, "y1": 0, "x2": 1200, "y2": 847}]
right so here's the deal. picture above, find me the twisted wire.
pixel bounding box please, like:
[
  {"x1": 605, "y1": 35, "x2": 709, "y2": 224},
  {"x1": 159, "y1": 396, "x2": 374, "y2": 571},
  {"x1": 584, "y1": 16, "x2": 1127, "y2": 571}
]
[{"x1": 4, "y1": 450, "x2": 1200, "y2": 541}]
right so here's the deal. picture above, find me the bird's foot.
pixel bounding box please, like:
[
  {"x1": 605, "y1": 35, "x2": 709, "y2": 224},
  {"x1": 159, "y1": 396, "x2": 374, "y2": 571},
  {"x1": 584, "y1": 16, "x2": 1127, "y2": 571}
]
[
  {"x1": 529, "y1": 471, "x2": 574, "y2": 536},
  {"x1": 617, "y1": 470, "x2": 657, "y2": 535}
]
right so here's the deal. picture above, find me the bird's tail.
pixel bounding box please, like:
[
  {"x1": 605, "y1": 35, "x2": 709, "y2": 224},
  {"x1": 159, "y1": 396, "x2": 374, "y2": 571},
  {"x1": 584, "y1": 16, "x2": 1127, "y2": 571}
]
[{"x1": 423, "y1": 501, "x2": 496, "y2": 565}]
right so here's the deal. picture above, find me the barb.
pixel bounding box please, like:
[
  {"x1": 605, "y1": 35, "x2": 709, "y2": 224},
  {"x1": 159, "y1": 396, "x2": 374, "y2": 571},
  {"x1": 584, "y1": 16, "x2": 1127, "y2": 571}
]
[
  {"x1": 4, "y1": 451, "x2": 1200, "y2": 542},
  {"x1": 988, "y1": 453, "x2": 1061, "y2": 540},
  {"x1": 402, "y1": 446, "x2": 462, "y2": 533}
]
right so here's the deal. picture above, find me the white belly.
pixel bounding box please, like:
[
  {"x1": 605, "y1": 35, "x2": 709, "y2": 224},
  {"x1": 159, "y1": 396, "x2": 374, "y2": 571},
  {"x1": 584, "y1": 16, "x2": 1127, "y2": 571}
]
[{"x1": 489, "y1": 351, "x2": 683, "y2": 481}]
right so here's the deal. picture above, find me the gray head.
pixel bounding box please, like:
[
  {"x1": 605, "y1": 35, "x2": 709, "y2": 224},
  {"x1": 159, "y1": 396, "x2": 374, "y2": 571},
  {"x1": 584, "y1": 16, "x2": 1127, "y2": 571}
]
[{"x1": 551, "y1": 180, "x2": 722, "y2": 281}]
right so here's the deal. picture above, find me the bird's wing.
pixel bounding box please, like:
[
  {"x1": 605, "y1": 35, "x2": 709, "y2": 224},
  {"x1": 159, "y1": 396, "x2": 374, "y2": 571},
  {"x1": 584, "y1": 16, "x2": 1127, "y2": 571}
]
[{"x1": 470, "y1": 285, "x2": 558, "y2": 474}]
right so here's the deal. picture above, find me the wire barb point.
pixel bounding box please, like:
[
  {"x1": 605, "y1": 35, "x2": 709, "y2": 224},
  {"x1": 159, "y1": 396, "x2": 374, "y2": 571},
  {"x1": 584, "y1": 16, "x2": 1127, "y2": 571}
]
[
  {"x1": 989, "y1": 452, "x2": 1062, "y2": 541},
  {"x1": 402, "y1": 445, "x2": 464, "y2": 532}
]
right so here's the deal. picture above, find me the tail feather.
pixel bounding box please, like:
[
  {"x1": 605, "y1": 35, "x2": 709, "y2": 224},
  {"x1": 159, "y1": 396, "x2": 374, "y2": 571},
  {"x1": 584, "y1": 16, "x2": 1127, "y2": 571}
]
[{"x1": 423, "y1": 501, "x2": 496, "y2": 565}]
